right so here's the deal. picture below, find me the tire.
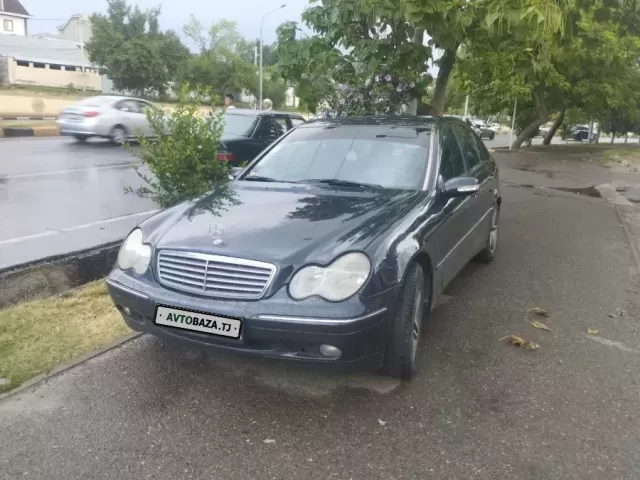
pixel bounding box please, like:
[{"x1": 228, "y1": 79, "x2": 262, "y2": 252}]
[
  {"x1": 475, "y1": 204, "x2": 500, "y2": 263},
  {"x1": 489, "y1": 132, "x2": 495, "y2": 140},
  {"x1": 74, "y1": 135, "x2": 88, "y2": 142},
  {"x1": 110, "y1": 125, "x2": 128, "y2": 145},
  {"x1": 383, "y1": 263, "x2": 429, "y2": 380}
]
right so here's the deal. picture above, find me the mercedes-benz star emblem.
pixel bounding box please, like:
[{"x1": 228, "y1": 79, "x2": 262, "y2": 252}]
[{"x1": 209, "y1": 224, "x2": 224, "y2": 245}]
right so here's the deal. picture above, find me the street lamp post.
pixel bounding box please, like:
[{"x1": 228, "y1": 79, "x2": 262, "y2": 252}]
[{"x1": 259, "y1": 4, "x2": 286, "y2": 110}]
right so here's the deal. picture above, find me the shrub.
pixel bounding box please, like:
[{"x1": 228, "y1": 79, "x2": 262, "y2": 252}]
[
  {"x1": 125, "y1": 83, "x2": 229, "y2": 208},
  {"x1": 320, "y1": 74, "x2": 419, "y2": 118}
]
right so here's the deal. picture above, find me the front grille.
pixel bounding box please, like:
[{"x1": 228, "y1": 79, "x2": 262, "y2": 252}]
[{"x1": 156, "y1": 250, "x2": 276, "y2": 299}]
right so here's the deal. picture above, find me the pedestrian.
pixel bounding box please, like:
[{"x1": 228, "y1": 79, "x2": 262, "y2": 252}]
[
  {"x1": 224, "y1": 93, "x2": 236, "y2": 108},
  {"x1": 263, "y1": 98, "x2": 273, "y2": 111}
]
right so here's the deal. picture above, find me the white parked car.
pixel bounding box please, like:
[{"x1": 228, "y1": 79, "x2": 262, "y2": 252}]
[{"x1": 56, "y1": 95, "x2": 160, "y2": 144}]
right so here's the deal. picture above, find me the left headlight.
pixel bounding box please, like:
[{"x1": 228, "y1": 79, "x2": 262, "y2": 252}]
[
  {"x1": 117, "y1": 228, "x2": 152, "y2": 275},
  {"x1": 288, "y1": 252, "x2": 371, "y2": 302}
]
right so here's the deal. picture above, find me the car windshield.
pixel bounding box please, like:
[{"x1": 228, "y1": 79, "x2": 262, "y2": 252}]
[
  {"x1": 243, "y1": 123, "x2": 431, "y2": 190},
  {"x1": 224, "y1": 113, "x2": 259, "y2": 137}
]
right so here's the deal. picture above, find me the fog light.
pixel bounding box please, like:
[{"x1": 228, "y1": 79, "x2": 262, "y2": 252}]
[{"x1": 319, "y1": 344, "x2": 342, "y2": 359}]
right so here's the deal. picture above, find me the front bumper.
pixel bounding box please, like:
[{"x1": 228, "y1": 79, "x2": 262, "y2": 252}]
[{"x1": 106, "y1": 269, "x2": 400, "y2": 371}]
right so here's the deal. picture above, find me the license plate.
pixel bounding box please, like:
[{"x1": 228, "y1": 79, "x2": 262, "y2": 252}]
[{"x1": 154, "y1": 306, "x2": 242, "y2": 339}]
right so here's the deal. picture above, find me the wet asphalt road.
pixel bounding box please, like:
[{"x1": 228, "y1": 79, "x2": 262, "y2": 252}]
[
  {"x1": 2, "y1": 180, "x2": 640, "y2": 479},
  {"x1": 0, "y1": 137, "x2": 156, "y2": 269},
  {"x1": 0, "y1": 134, "x2": 633, "y2": 269}
]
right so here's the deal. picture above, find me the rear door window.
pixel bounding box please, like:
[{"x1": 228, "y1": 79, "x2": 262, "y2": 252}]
[
  {"x1": 439, "y1": 126, "x2": 467, "y2": 181},
  {"x1": 454, "y1": 125, "x2": 482, "y2": 171},
  {"x1": 273, "y1": 116, "x2": 289, "y2": 134}
]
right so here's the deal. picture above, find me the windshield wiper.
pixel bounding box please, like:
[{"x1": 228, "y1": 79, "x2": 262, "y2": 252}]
[
  {"x1": 242, "y1": 175, "x2": 299, "y2": 184},
  {"x1": 242, "y1": 175, "x2": 279, "y2": 182},
  {"x1": 304, "y1": 178, "x2": 383, "y2": 189}
]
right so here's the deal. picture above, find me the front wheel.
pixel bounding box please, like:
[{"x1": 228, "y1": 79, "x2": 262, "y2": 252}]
[
  {"x1": 489, "y1": 132, "x2": 495, "y2": 140},
  {"x1": 383, "y1": 264, "x2": 429, "y2": 380},
  {"x1": 475, "y1": 205, "x2": 500, "y2": 263}
]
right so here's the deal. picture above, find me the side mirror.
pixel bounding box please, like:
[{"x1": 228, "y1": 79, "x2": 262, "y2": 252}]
[
  {"x1": 229, "y1": 166, "x2": 243, "y2": 180},
  {"x1": 442, "y1": 176, "x2": 480, "y2": 198}
]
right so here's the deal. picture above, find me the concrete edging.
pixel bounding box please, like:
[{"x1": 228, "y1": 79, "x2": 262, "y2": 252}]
[
  {"x1": 615, "y1": 205, "x2": 640, "y2": 278},
  {"x1": 0, "y1": 240, "x2": 122, "y2": 309},
  {"x1": 0, "y1": 332, "x2": 142, "y2": 401},
  {"x1": 0, "y1": 125, "x2": 60, "y2": 138}
]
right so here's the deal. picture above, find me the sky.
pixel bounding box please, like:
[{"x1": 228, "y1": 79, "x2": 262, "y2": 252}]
[
  {"x1": 21, "y1": 0, "x2": 440, "y2": 75},
  {"x1": 22, "y1": 0, "x2": 308, "y2": 45}
]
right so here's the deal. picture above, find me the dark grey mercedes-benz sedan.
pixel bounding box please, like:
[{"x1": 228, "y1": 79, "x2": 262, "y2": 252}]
[{"x1": 106, "y1": 115, "x2": 501, "y2": 380}]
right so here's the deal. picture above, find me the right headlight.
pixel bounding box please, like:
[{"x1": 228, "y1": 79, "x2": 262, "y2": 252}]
[
  {"x1": 117, "y1": 228, "x2": 152, "y2": 275},
  {"x1": 288, "y1": 252, "x2": 371, "y2": 302}
]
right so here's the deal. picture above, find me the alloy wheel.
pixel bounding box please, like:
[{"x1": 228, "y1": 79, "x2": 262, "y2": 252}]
[
  {"x1": 112, "y1": 127, "x2": 126, "y2": 144},
  {"x1": 410, "y1": 287, "x2": 423, "y2": 362},
  {"x1": 489, "y1": 208, "x2": 499, "y2": 253}
]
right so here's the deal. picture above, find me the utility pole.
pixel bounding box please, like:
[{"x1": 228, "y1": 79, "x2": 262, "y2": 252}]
[
  {"x1": 259, "y1": 4, "x2": 286, "y2": 110},
  {"x1": 464, "y1": 95, "x2": 469, "y2": 118},
  {"x1": 79, "y1": 16, "x2": 86, "y2": 92},
  {"x1": 509, "y1": 99, "x2": 518, "y2": 151}
]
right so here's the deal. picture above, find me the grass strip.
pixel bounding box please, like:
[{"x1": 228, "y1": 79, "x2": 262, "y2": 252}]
[{"x1": 0, "y1": 280, "x2": 130, "y2": 394}]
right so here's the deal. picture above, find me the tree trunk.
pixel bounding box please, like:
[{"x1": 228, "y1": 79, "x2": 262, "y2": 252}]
[
  {"x1": 610, "y1": 133, "x2": 615, "y2": 144},
  {"x1": 543, "y1": 109, "x2": 565, "y2": 145},
  {"x1": 625, "y1": 132, "x2": 628, "y2": 143},
  {"x1": 511, "y1": 118, "x2": 544, "y2": 150},
  {"x1": 431, "y1": 46, "x2": 459, "y2": 116},
  {"x1": 406, "y1": 97, "x2": 418, "y2": 115}
]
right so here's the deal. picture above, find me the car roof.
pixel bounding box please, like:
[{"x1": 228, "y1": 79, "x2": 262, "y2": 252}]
[
  {"x1": 226, "y1": 108, "x2": 304, "y2": 118},
  {"x1": 300, "y1": 115, "x2": 437, "y2": 128}
]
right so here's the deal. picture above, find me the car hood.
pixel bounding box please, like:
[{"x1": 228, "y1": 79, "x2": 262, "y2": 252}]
[{"x1": 151, "y1": 183, "x2": 421, "y2": 266}]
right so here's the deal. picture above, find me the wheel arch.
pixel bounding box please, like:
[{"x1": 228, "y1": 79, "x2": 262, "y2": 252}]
[{"x1": 402, "y1": 251, "x2": 436, "y2": 312}]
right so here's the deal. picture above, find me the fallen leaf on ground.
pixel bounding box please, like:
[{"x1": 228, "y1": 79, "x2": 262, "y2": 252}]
[
  {"x1": 263, "y1": 439, "x2": 276, "y2": 444},
  {"x1": 499, "y1": 335, "x2": 540, "y2": 350},
  {"x1": 608, "y1": 313, "x2": 617, "y2": 318},
  {"x1": 587, "y1": 328, "x2": 600, "y2": 335},
  {"x1": 528, "y1": 307, "x2": 550, "y2": 318},
  {"x1": 616, "y1": 308, "x2": 627, "y2": 317},
  {"x1": 531, "y1": 320, "x2": 552, "y2": 331},
  {"x1": 377, "y1": 419, "x2": 387, "y2": 427}
]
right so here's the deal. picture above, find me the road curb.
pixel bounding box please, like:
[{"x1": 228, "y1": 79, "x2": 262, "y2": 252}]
[
  {"x1": 0, "y1": 332, "x2": 143, "y2": 401},
  {"x1": 615, "y1": 206, "x2": 640, "y2": 277},
  {"x1": 0, "y1": 125, "x2": 59, "y2": 138},
  {"x1": 0, "y1": 115, "x2": 57, "y2": 121},
  {"x1": 0, "y1": 240, "x2": 122, "y2": 309}
]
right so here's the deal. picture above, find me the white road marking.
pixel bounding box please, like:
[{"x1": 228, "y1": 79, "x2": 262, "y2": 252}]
[
  {"x1": 0, "y1": 163, "x2": 139, "y2": 180},
  {"x1": 0, "y1": 209, "x2": 160, "y2": 246},
  {"x1": 583, "y1": 334, "x2": 638, "y2": 353}
]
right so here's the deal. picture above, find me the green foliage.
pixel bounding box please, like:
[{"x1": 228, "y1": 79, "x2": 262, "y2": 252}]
[
  {"x1": 458, "y1": 0, "x2": 640, "y2": 148},
  {"x1": 260, "y1": 68, "x2": 288, "y2": 108},
  {"x1": 181, "y1": 18, "x2": 258, "y2": 100},
  {"x1": 125, "y1": 83, "x2": 230, "y2": 208},
  {"x1": 274, "y1": 0, "x2": 574, "y2": 114},
  {"x1": 321, "y1": 75, "x2": 419, "y2": 117},
  {"x1": 86, "y1": 0, "x2": 189, "y2": 96}
]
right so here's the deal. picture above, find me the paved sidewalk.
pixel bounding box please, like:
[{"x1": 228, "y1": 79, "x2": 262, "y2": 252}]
[{"x1": 2, "y1": 182, "x2": 640, "y2": 479}]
